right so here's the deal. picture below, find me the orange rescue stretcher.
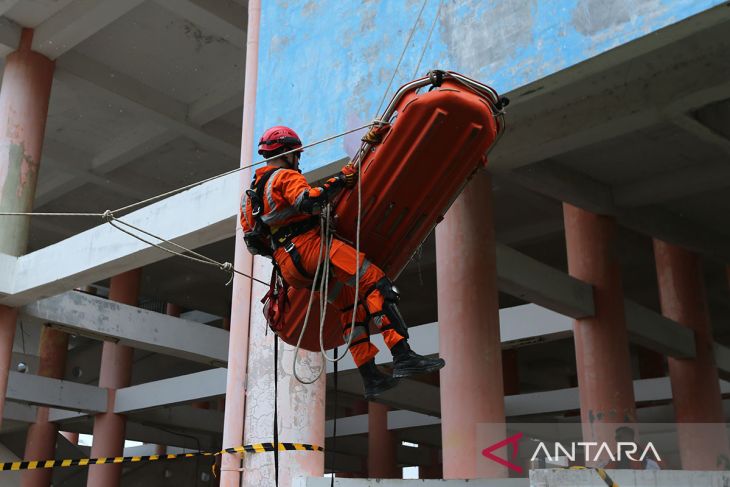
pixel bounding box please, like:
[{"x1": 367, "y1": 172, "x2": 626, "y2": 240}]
[{"x1": 277, "y1": 70, "x2": 506, "y2": 351}]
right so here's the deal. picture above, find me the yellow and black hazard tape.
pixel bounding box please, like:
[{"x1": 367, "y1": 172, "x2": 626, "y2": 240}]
[{"x1": 0, "y1": 442, "x2": 324, "y2": 472}]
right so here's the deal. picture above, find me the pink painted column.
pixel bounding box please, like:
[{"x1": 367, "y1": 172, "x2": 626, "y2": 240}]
[
  {"x1": 563, "y1": 204, "x2": 636, "y2": 445},
  {"x1": 368, "y1": 402, "x2": 399, "y2": 478},
  {"x1": 22, "y1": 326, "x2": 69, "y2": 487},
  {"x1": 436, "y1": 171, "x2": 506, "y2": 479},
  {"x1": 0, "y1": 28, "x2": 54, "y2": 430},
  {"x1": 654, "y1": 240, "x2": 729, "y2": 469},
  {"x1": 219, "y1": 0, "x2": 260, "y2": 484},
  {"x1": 87, "y1": 269, "x2": 141, "y2": 487}
]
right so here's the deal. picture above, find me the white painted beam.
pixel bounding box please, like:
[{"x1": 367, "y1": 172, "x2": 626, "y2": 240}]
[
  {"x1": 3, "y1": 171, "x2": 238, "y2": 307},
  {"x1": 55, "y1": 52, "x2": 239, "y2": 158},
  {"x1": 154, "y1": 0, "x2": 246, "y2": 48},
  {"x1": 114, "y1": 368, "x2": 227, "y2": 413},
  {"x1": 6, "y1": 371, "x2": 106, "y2": 412},
  {"x1": 3, "y1": 161, "x2": 332, "y2": 305},
  {"x1": 31, "y1": 0, "x2": 145, "y2": 59},
  {"x1": 0, "y1": 252, "x2": 16, "y2": 297},
  {"x1": 21, "y1": 291, "x2": 229, "y2": 366}
]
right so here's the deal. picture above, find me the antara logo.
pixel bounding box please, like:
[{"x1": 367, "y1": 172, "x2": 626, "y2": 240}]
[
  {"x1": 529, "y1": 441, "x2": 662, "y2": 463},
  {"x1": 481, "y1": 432, "x2": 524, "y2": 474}
]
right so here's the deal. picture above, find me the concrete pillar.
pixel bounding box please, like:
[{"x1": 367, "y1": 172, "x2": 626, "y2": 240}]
[
  {"x1": 367, "y1": 402, "x2": 399, "y2": 478},
  {"x1": 219, "y1": 1, "x2": 260, "y2": 485},
  {"x1": 653, "y1": 240, "x2": 729, "y2": 469},
  {"x1": 0, "y1": 28, "x2": 54, "y2": 430},
  {"x1": 0, "y1": 28, "x2": 54, "y2": 256},
  {"x1": 87, "y1": 269, "x2": 141, "y2": 487},
  {"x1": 22, "y1": 326, "x2": 69, "y2": 487},
  {"x1": 436, "y1": 171, "x2": 506, "y2": 479},
  {"x1": 563, "y1": 204, "x2": 636, "y2": 446},
  {"x1": 241, "y1": 257, "x2": 325, "y2": 486},
  {"x1": 502, "y1": 349, "x2": 520, "y2": 396}
]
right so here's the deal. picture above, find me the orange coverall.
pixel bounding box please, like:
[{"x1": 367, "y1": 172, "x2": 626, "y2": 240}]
[{"x1": 241, "y1": 165, "x2": 404, "y2": 366}]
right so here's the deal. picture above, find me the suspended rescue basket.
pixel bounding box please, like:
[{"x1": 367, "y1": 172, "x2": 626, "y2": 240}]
[{"x1": 276, "y1": 70, "x2": 507, "y2": 351}]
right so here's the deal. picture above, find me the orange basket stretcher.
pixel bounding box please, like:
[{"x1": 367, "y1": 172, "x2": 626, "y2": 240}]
[{"x1": 277, "y1": 70, "x2": 506, "y2": 351}]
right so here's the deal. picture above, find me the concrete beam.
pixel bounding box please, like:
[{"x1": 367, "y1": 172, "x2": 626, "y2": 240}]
[
  {"x1": 127, "y1": 405, "x2": 224, "y2": 434},
  {"x1": 0, "y1": 252, "x2": 16, "y2": 297},
  {"x1": 613, "y1": 160, "x2": 730, "y2": 207},
  {"x1": 2, "y1": 401, "x2": 37, "y2": 424},
  {"x1": 326, "y1": 304, "x2": 574, "y2": 374},
  {"x1": 495, "y1": 243, "x2": 594, "y2": 318},
  {"x1": 21, "y1": 291, "x2": 229, "y2": 366},
  {"x1": 114, "y1": 368, "x2": 226, "y2": 413},
  {"x1": 328, "y1": 378, "x2": 730, "y2": 426},
  {"x1": 55, "y1": 52, "x2": 239, "y2": 158},
  {"x1": 502, "y1": 160, "x2": 730, "y2": 262},
  {"x1": 0, "y1": 16, "x2": 20, "y2": 57},
  {"x1": 6, "y1": 371, "x2": 106, "y2": 412},
  {"x1": 154, "y1": 0, "x2": 246, "y2": 48},
  {"x1": 490, "y1": 36, "x2": 730, "y2": 173},
  {"x1": 2, "y1": 172, "x2": 238, "y2": 306},
  {"x1": 2, "y1": 161, "x2": 329, "y2": 305},
  {"x1": 624, "y1": 300, "x2": 695, "y2": 359},
  {"x1": 32, "y1": 0, "x2": 145, "y2": 59}
]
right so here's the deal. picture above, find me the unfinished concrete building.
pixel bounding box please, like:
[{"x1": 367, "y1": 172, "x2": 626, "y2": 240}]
[{"x1": 1, "y1": 0, "x2": 730, "y2": 486}]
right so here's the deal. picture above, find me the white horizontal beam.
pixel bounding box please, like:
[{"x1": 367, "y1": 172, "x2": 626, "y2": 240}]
[
  {"x1": 21, "y1": 291, "x2": 229, "y2": 366},
  {"x1": 32, "y1": 0, "x2": 145, "y2": 59},
  {"x1": 114, "y1": 368, "x2": 227, "y2": 413},
  {"x1": 2, "y1": 401, "x2": 37, "y2": 423},
  {"x1": 6, "y1": 371, "x2": 106, "y2": 412},
  {"x1": 2, "y1": 171, "x2": 239, "y2": 306},
  {"x1": 1, "y1": 161, "x2": 330, "y2": 305}
]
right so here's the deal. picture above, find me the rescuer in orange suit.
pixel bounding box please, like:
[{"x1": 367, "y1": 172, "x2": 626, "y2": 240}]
[{"x1": 241, "y1": 126, "x2": 445, "y2": 399}]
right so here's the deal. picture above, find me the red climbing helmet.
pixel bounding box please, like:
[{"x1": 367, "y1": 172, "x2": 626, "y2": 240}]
[{"x1": 257, "y1": 126, "x2": 302, "y2": 155}]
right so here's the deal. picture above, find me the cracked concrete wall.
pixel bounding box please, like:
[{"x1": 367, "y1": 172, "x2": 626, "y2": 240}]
[
  {"x1": 253, "y1": 0, "x2": 724, "y2": 173},
  {"x1": 242, "y1": 256, "x2": 325, "y2": 487}
]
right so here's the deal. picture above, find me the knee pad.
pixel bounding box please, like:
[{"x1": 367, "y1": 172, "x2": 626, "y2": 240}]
[{"x1": 375, "y1": 277, "x2": 409, "y2": 339}]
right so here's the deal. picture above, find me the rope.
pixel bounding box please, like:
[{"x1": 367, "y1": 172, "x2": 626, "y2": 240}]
[
  {"x1": 103, "y1": 213, "x2": 267, "y2": 286},
  {"x1": 412, "y1": 0, "x2": 443, "y2": 80},
  {"x1": 111, "y1": 124, "x2": 373, "y2": 217},
  {"x1": 0, "y1": 124, "x2": 372, "y2": 290},
  {"x1": 374, "y1": 0, "x2": 429, "y2": 118},
  {"x1": 0, "y1": 212, "x2": 104, "y2": 218}
]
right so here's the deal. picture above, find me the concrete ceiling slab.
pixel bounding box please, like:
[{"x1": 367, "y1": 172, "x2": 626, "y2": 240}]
[
  {"x1": 5, "y1": 0, "x2": 75, "y2": 28},
  {"x1": 73, "y1": 0, "x2": 244, "y2": 104}
]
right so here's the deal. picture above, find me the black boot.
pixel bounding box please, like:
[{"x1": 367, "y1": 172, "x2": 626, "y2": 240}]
[
  {"x1": 358, "y1": 360, "x2": 398, "y2": 400},
  {"x1": 391, "y1": 340, "x2": 445, "y2": 379}
]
